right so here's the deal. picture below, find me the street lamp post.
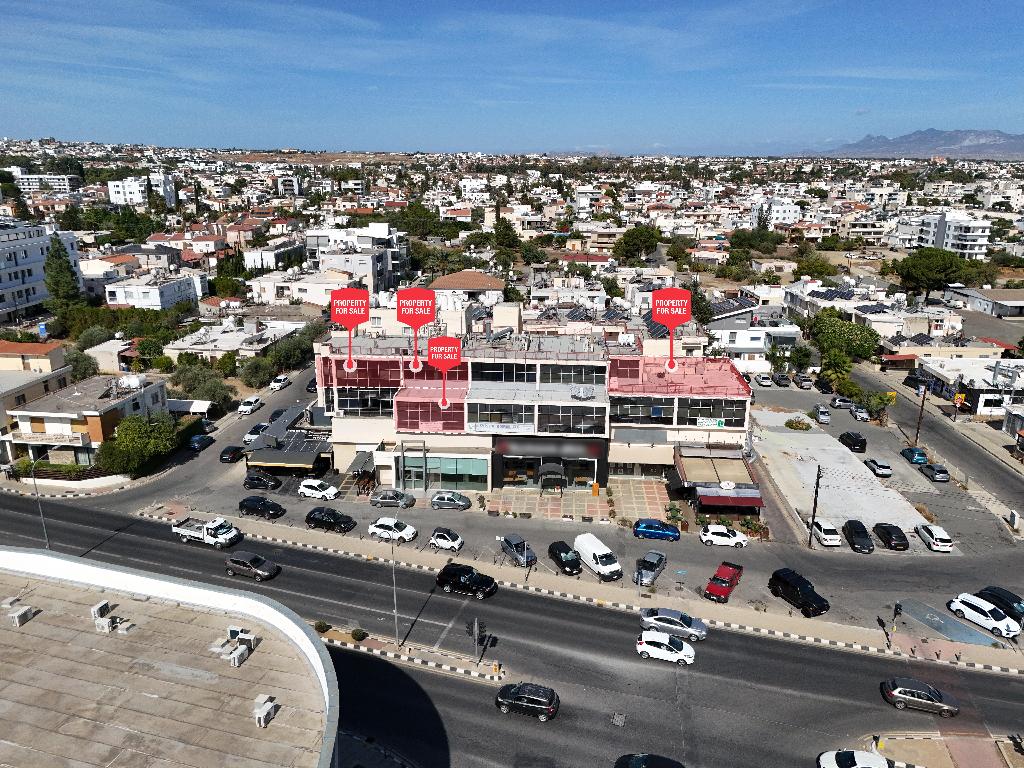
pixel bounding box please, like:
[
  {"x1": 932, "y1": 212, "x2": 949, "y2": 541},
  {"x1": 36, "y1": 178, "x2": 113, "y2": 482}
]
[
  {"x1": 390, "y1": 537, "x2": 400, "y2": 647},
  {"x1": 29, "y1": 450, "x2": 52, "y2": 550}
]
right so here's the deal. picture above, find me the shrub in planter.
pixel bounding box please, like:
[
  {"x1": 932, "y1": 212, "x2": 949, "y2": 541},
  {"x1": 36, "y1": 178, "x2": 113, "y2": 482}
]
[
  {"x1": 351, "y1": 628, "x2": 368, "y2": 642},
  {"x1": 695, "y1": 514, "x2": 710, "y2": 527},
  {"x1": 716, "y1": 517, "x2": 733, "y2": 528},
  {"x1": 314, "y1": 620, "x2": 330, "y2": 634},
  {"x1": 785, "y1": 417, "x2": 812, "y2": 431},
  {"x1": 617, "y1": 518, "x2": 633, "y2": 528}
]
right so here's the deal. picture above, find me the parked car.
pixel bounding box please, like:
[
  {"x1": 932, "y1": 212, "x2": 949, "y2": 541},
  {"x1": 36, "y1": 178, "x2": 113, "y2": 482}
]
[
  {"x1": 864, "y1": 458, "x2": 892, "y2": 477},
  {"x1": 242, "y1": 422, "x2": 270, "y2": 445},
  {"x1": 237, "y1": 396, "x2": 263, "y2": 415},
  {"x1": 436, "y1": 563, "x2": 497, "y2": 600},
  {"x1": 614, "y1": 756, "x2": 685, "y2": 768},
  {"x1": 768, "y1": 568, "x2": 830, "y2": 617},
  {"x1": 269, "y1": 408, "x2": 286, "y2": 423},
  {"x1": 225, "y1": 551, "x2": 279, "y2": 581},
  {"x1": 633, "y1": 550, "x2": 667, "y2": 587},
  {"x1": 306, "y1": 378, "x2": 317, "y2": 393},
  {"x1": 640, "y1": 607, "x2": 707, "y2": 641},
  {"x1": 430, "y1": 491, "x2": 471, "y2": 510},
  {"x1": 816, "y1": 751, "x2": 887, "y2": 768},
  {"x1": 305, "y1": 507, "x2": 356, "y2": 532},
  {"x1": 771, "y1": 372, "x2": 791, "y2": 387},
  {"x1": 900, "y1": 446, "x2": 928, "y2": 464},
  {"x1": 811, "y1": 519, "x2": 842, "y2": 547},
  {"x1": 636, "y1": 630, "x2": 695, "y2": 666},
  {"x1": 815, "y1": 378, "x2": 835, "y2": 394},
  {"x1": 881, "y1": 677, "x2": 959, "y2": 717},
  {"x1": 794, "y1": 373, "x2": 813, "y2": 389},
  {"x1": 269, "y1": 374, "x2": 290, "y2": 391},
  {"x1": 838, "y1": 431, "x2": 867, "y2": 452},
  {"x1": 842, "y1": 520, "x2": 874, "y2": 554},
  {"x1": 915, "y1": 523, "x2": 953, "y2": 553},
  {"x1": 369, "y1": 488, "x2": 415, "y2": 508},
  {"x1": 200, "y1": 418, "x2": 217, "y2": 433},
  {"x1": 368, "y1": 517, "x2": 417, "y2": 542},
  {"x1": 494, "y1": 682, "x2": 559, "y2": 722},
  {"x1": 699, "y1": 524, "x2": 749, "y2": 548},
  {"x1": 219, "y1": 445, "x2": 245, "y2": 463},
  {"x1": 920, "y1": 463, "x2": 950, "y2": 482},
  {"x1": 753, "y1": 373, "x2": 773, "y2": 386},
  {"x1": 500, "y1": 533, "x2": 537, "y2": 567},
  {"x1": 948, "y1": 593, "x2": 1021, "y2": 637},
  {"x1": 633, "y1": 518, "x2": 681, "y2": 542},
  {"x1": 548, "y1": 540, "x2": 583, "y2": 575},
  {"x1": 573, "y1": 532, "x2": 622, "y2": 581},
  {"x1": 830, "y1": 396, "x2": 854, "y2": 409},
  {"x1": 237, "y1": 495, "x2": 285, "y2": 519},
  {"x1": 873, "y1": 522, "x2": 909, "y2": 551},
  {"x1": 975, "y1": 586, "x2": 1024, "y2": 625},
  {"x1": 428, "y1": 526, "x2": 464, "y2": 552},
  {"x1": 703, "y1": 561, "x2": 743, "y2": 603},
  {"x1": 189, "y1": 434, "x2": 214, "y2": 451},
  {"x1": 813, "y1": 405, "x2": 831, "y2": 425},
  {"x1": 851, "y1": 406, "x2": 870, "y2": 422},
  {"x1": 243, "y1": 469, "x2": 281, "y2": 491},
  {"x1": 298, "y1": 478, "x2": 339, "y2": 500},
  {"x1": 903, "y1": 374, "x2": 929, "y2": 390}
]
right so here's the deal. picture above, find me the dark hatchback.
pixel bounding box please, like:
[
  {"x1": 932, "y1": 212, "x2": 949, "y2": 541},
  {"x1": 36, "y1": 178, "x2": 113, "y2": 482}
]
[
  {"x1": 838, "y1": 431, "x2": 867, "y2": 452},
  {"x1": 548, "y1": 540, "x2": 583, "y2": 576},
  {"x1": 306, "y1": 378, "x2": 318, "y2": 393},
  {"x1": 220, "y1": 445, "x2": 245, "y2": 463},
  {"x1": 842, "y1": 520, "x2": 874, "y2": 554},
  {"x1": 976, "y1": 586, "x2": 1024, "y2": 625},
  {"x1": 305, "y1": 507, "x2": 356, "y2": 533},
  {"x1": 243, "y1": 469, "x2": 282, "y2": 490},
  {"x1": 768, "y1": 568, "x2": 830, "y2": 617},
  {"x1": 632, "y1": 518, "x2": 681, "y2": 542},
  {"x1": 495, "y1": 682, "x2": 559, "y2": 722},
  {"x1": 238, "y1": 495, "x2": 285, "y2": 519},
  {"x1": 436, "y1": 563, "x2": 497, "y2": 600},
  {"x1": 873, "y1": 522, "x2": 909, "y2": 551}
]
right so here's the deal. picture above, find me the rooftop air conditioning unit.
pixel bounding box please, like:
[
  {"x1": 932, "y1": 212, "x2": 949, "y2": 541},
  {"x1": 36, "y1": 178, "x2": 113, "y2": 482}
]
[{"x1": 91, "y1": 601, "x2": 110, "y2": 619}]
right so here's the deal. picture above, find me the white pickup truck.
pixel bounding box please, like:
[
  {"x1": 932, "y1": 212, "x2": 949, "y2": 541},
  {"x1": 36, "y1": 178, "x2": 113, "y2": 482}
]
[{"x1": 172, "y1": 517, "x2": 242, "y2": 549}]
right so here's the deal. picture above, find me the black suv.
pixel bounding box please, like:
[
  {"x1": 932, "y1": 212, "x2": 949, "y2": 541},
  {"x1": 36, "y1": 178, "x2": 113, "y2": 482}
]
[
  {"x1": 548, "y1": 540, "x2": 583, "y2": 576},
  {"x1": 838, "y1": 431, "x2": 867, "y2": 453},
  {"x1": 305, "y1": 506, "x2": 356, "y2": 533},
  {"x1": 220, "y1": 445, "x2": 245, "y2": 463},
  {"x1": 435, "y1": 563, "x2": 497, "y2": 600},
  {"x1": 873, "y1": 522, "x2": 909, "y2": 551},
  {"x1": 306, "y1": 378, "x2": 318, "y2": 393},
  {"x1": 495, "y1": 682, "x2": 559, "y2": 722},
  {"x1": 842, "y1": 520, "x2": 874, "y2": 554},
  {"x1": 768, "y1": 568, "x2": 830, "y2": 617},
  {"x1": 238, "y1": 495, "x2": 285, "y2": 519},
  {"x1": 244, "y1": 470, "x2": 282, "y2": 491},
  {"x1": 976, "y1": 586, "x2": 1024, "y2": 625}
]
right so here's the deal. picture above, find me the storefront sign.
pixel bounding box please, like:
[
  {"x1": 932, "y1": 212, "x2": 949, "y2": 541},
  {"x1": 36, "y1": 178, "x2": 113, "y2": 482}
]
[
  {"x1": 329, "y1": 288, "x2": 369, "y2": 372},
  {"x1": 427, "y1": 335, "x2": 461, "y2": 409},
  {"x1": 651, "y1": 287, "x2": 692, "y2": 371},
  {"x1": 467, "y1": 421, "x2": 535, "y2": 435},
  {"x1": 494, "y1": 436, "x2": 605, "y2": 459},
  {"x1": 397, "y1": 287, "x2": 436, "y2": 372},
  {"x1": 695, "y1": 417, "x2": 726, "y2": 428}
]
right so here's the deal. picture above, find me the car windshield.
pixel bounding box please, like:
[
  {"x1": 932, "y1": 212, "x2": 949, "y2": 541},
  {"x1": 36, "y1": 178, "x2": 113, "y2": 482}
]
[
  {"x1": 597, "y1": 553, "x2": 617, "y2": 566},
  {"x1": 248, "y1": 555, "x2": 266, "y2": 567},
  {"x1": 710, "y1": 576, "x2": 730, "y2": 587},
  {"x1": 392, "y1": 521, "x2": 407, "y2": 531},
  {"x1": 211, "y1": 521, "x2": 233, "y2": 535},
  {"x1": 989, "y1": 607, "x2": 1008, "y2": 621},
  {"x1": 559, "y1": 550, "x2": 579, "y2": 563},
  {"x1": 667, "y1": 636, "x2": 687, "y2": 652},
  {"x1": 834, "y1": 753, "x2": 858, "y2": 768}
]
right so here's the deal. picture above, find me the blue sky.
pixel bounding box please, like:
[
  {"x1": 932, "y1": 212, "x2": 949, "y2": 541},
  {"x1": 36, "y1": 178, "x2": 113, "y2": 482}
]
[{"x1": 2, "y1": 1, "x2": 1023, "y2": 154}]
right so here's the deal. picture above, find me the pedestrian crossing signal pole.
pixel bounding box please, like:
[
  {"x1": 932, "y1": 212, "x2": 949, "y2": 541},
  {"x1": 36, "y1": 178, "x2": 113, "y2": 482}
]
[
  {"x1": 807, "y1": 464, "x2": 822, "y2": 549},
  {"x1": 913, "y1": 385, "x2": 927, "y2": 447}
]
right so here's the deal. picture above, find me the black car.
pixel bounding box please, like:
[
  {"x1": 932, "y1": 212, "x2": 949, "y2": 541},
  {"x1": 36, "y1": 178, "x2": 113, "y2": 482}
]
[
  {"x1": 842, "y1": 519, "x2": 874, "y2": 554},
  {"x1": 495, "y1": 682, "x2": 559, "y2": 722},
  {"x1": 220, "y1": 445, "x2": 245, "y2": 463},
  {"x1": 305, "y1": 506, "x2": 356, "y2": 533},
  {"x1": 243, "y1": 469, "x2": 282, "y2": 490},
  {"x1": 614, "y1": 756, "x2": 685, "y2": 768},
  {"x1": 548, "y1": 540, "x2": 583, "y2": 576},
  {"x1": 873, "y1": 522, "x2": 910, "y2": 551},
  {"x1": 771, "y1": 372, "x2": 791, "y2": 387},
  {"x1": 435, "y1": 563, "x2": 497, "y2": 600},
  {"x1": 815, "y1": 378, "x2": 835, "y2": 394},
  {"x1": 269, "y1": 408, "x2": 286, "y2": 423},
  {"x1": 975, "y1": 586, "x2": 1024, "y2": 625},
  {"x1": 903, "y1": 374, "x2": 929, "y2": 390},
  {"x1": 306, "y1": 378, "x2": 317, "y2": 393},
  {"x1": 238, "y1": 495, "x2": 285, "y2": 518},
  {"x1": 768, "y1": 568, "x2": 830, "y2": 617},
  {"x1": 838, "y1": 431, "x2": 867, "y2": 452}
]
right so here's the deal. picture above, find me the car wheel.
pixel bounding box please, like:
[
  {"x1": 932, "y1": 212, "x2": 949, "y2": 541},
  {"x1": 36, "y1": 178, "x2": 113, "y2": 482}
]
[
  {"x1": 226, "y1": 568, "x2": 235, "y2": 576},
  {"x1": 475, "y1": 591, "x2": 485, "y2": 600},
  {"x1": 499, "y1": 704, "x2": 510, "y2": 714},
  {"x1": 894, "y1": 700, "x2": 906, "y2": 710},
  {"x1": 703, "y1": 539, "x2": 713, "y2": 546},
  {"x1": 442, "y1": 584, "x2": 453, "y2": 593},
  {"x1": 371, "y1": 501, "x2": 380, "y2": 507},
  {"x1": 334, "y1": 525, "x2": 345, "y2": 533},
  {"x1": 769, "y1": 585, "x2": 781, "y2": 597},
  {"x1": 940, "y1": 709, "x2": 953, "y2": 718},
  {"x1": 307, "y1": 523, "x2": 316, "y2": 529},
  {"x1": 992, "y1": 627, "x2": 1003, "y2": 637},
  {"x1": 802, "y1": 608, "x2": 814, "y2": 618},
  {"x1": 734, "y1": 542, "x2": 743, "y2": 548},
  {"x1": 254, "y1": 574, "x2": 263, "y2": 582},
  {"x1": 213, "y1": 542, "x2": 223, "y2": 550},
  {"x1": 537, "y1": 713, "x2": 549, "y2": 722},
  {"x1": 179, "y1": 535, "x2": 189, "y2": 543},
  {"x1": 677, "y1": 659, "x2": 688, "y2": 666},
  {"x1": 431, "y1": 504, "x2": 438, "y2": 510},
  {"x1": 688, "y1": 634, "x2": 699, "y2": 642},
  {"x1": 639, "y1": 651, "x2": 651, "y2": 659},
  {"x1": 955, "y1": 609, "x2": 966, "y2": 619}
]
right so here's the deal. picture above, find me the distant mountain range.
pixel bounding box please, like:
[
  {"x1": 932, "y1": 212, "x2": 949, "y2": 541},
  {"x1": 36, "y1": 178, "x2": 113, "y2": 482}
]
[{"x1": 821, "y1": 129, "x2": 1024, "y2": 160}]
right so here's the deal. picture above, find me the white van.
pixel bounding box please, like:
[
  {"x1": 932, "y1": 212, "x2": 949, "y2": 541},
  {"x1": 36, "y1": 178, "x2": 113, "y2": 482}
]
[{"x1": 573, "y1": 533, "x2": 623, "y2": 581}]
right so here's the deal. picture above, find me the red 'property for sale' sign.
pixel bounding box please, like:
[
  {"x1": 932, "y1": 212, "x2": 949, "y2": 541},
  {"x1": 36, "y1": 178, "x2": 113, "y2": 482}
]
[
  {"x1": 396, "y1": 287, "x2": 436, "y2": 371},
  {"x1": 651, "y1": 287, "x2": 692, "y2": 370},
  {"x1": 329, "y1": 288, "x2": 369, "y2": 371},
  {"x1": 427, "y1": 335, "x2": 461, "y2": 409}
]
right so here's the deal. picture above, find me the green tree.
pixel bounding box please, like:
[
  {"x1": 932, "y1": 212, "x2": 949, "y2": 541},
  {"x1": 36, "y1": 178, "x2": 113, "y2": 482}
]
[
  {"x1": 152, "y1": 355, "x2": 174, "y2": 373},
  {"x1": 494, "y1": 217, "x2": 522, "y2": 248},
  {"x1": 765, "y1": 343, "x2": 788, "y2": 373},
  {"x1": 96, "y1": 413, "x2": 178, "y2": 478},
  {"x1": 835, "y1": 379, "x2": 863, "y2": 400},
  {"x1": 503, "y1": 285, "x2": 524, "y2": 303},
  {"x1": 215, "y1": 351, "x2": 238, "y2": 377},
  {"x1": 212, "y1": 275, "x2": 245, "y2": 297},
  {"x1": 894, "y1": 247, "x2": 966, "y2": 301},
  {"x1": 818, "y1": 348, "x2": 852, "y2": 386},
  {"x1": 65, "y1": 349, "x2": 99, "y2": 382},
  {"x1": 58, "y1": 204, "x2": 83, "y2": 231},
  {"x1": 240, "y1": 357, "x2": 276, "y2": 388},
  {"x1": 601, "y1": 277, "x2": 624, "y2": 299},
  {"x1": 43, "y1": 235, "x2": 83, "y2": 320},
  {"x1": 806, "y1": 187, "x2": 829, "y2": 200},
  {"x1": 612, "y1": 225, "x2": 660, "y2": 266},
  {"x1": 136, "y1": 337, "x2": 163, "y2": 359},
  {"x1": 863, "y1": 391, "x2": 897, "y2": 425},
  {"x1": 689, "y1": 280, "x2": 714, "y2": 325},
  {"x1": 75, "y1": 325, "x2": 115, "y2": 351},
  {"x1": 793, "y1": 253, "x2": 838, "y2": 279},
  {"x1": 789, "y1": 344, "x2": 813, "y2": 373}
]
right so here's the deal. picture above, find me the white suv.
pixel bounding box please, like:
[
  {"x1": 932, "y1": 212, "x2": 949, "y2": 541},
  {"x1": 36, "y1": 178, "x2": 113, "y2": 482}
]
[
  {"x1": 915, "y1": 524, "x2": 953, "y2": 553},
  {"x1": 237, "y1": 396, "x2": 263, "y2": 415},
  {"x1": 948, "y1": 593, "x2": 1021, "y2": 638},
  {"x1": 812, "y1": 519, "x2": 842, "y2": 547},
  {"x1": 269, "y1": 374, "x2": 290, "y2": 391}
]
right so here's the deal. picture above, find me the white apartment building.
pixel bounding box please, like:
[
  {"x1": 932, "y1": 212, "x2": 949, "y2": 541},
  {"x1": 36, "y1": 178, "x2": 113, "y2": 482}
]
[
  {"x1": 304, "y1": 221, "x2": 407, "y2": 278},
  {"x1": 107, "y1": 174, "x2": 177, "y2": 207},
  {"x1": 748, "y1": 197, "x2": 800, "y2": 230},
  {"x1": 105, "y1": 269, "x2": 207, "y2": 310},
  {"x1": 243, "y1": 239, "x2": 305, "y2": 270},
  {"x1": 276, "y1": 176, "x2": 302, "y2": 196},
  {"x1": 0, "y1": 218, "x2": 80, "y2": 322},
  {"x1": 5, "y1": 166, "x2": 83, "y2": 194},
  {"x1": 917, "y1": 211, "x2": 990, "y2": 260},
  {"x1": 247, "y1": 269, "x2": 355, "y2": 307}
]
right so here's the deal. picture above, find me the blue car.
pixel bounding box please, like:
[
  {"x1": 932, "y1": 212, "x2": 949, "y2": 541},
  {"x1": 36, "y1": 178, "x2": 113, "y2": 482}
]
[
  {"x1": 633, "y1": 518, "x2": 681, "y2": 542},
  {"x1": 189, "y1": 434, "x2": 214, "y2": 451},
  {"x1": 900, "y1": 447, "x2": 928, "y2": 465}
]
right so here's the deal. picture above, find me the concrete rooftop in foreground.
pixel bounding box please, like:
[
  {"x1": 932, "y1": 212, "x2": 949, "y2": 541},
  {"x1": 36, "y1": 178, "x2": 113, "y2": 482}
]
[{"x1": 0, "y1": 569, "x2": 326, "y2": 768}]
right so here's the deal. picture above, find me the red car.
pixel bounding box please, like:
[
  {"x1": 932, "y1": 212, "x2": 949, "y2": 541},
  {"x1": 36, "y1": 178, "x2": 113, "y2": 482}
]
[{"x1": 704, "y1": 561, "x2": 743, "y2": 603}]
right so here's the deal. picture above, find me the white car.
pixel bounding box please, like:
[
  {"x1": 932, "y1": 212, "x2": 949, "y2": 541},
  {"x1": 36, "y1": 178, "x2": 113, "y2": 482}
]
[
  {"x1": 948, "y1": 593, "x2": 1021, "y2": 638},
  {"x1": 915, "y1": 523, "x2": 953, "y2": 553},
  {"x1": 636, "y1": 630, "x2": 695, "y2": 666},
  {"x1": 368, "y1": 517, "x2": 417, "y2": 542},
  {"x1": 753, "y1": 374, "x2": 773, "y2": 386},
  {"x1": 816, "y1": 751, "x2": 887, "y2": 768},
  {"x1": 241, "y1": 422, "x2": 269, "y2": 445},
  {"x1": 428, "y1": 526, "x2": 464, "y2": 552},
  {"x1": 297, "y1": 479, "x2": 339, "y2": 500},
  {"x1": 237, "y1": 396, "x2": 263, "y2": 415},
  {"x1": 851, "y1": 406, "x2": 870, "y2": 422},
  {"x1": 812, "y1": 519, "x2": 842, "y2": 547},
  {"x1": 699, "y1": 524, "x2": 749, "y2": 548},
  {"x1": 269, "y1": 374, "x2": 290, "y2": 391},
  {"x1": 864, "y1": 459, "x2": 892, "y2": 477}
]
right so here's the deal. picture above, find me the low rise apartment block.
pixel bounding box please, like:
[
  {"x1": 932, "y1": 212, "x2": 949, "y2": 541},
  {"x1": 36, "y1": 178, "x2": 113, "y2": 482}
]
[
  {"x1": 105, "y1": 269, "x2": 207, "y2": 310},
  {"x1": 0, "y1": 341, "x2": 72, "y2": 462},
  {"x1": 0, "y1": 218, "x2": 80, "y2": 322}
]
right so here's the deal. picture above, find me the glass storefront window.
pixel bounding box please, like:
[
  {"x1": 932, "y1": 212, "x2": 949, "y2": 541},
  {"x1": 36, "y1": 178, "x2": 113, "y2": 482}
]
[
  {"x1": 677, "y1": 397, "x2": 747, "y2": 427},
  {"x1": 540, "y1": 364, "x2": 606, "y2": 385},
  {"x1": 537, "y1": 404, "x2": 607, "y2": 435},
  {"x1": 609, "y1": 396, "x2": 675, "y2": 425}
]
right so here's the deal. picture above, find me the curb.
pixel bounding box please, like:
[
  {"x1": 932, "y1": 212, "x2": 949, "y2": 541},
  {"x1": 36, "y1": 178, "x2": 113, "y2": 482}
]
[
  {"x1": 136, "y1": 512, "x2": 1024, "y2": 678},
  {"x1": 321, "y1": 636, "x2": 504, "y2": 682}
]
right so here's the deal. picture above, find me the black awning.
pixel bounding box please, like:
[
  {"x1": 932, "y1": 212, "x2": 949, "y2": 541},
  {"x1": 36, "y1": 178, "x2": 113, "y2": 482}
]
[
  {"x1": 345, "y1": 450, "x2": 374, "y2": 475},
  {"x1": 665, "y1": 467, "x2": 684, "y2": 491},
  {"x1": 538, "y1": 462, "x2": 565, "y2": 477},
  {"x1": 246, "y1": 448, "x2": 318, "y2": 469}
]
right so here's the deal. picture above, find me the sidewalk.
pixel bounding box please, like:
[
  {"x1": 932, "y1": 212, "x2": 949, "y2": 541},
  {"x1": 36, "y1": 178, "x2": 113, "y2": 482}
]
[
  {"x1": 141, "y1": 500, "x2": 1024, "y2": 677},
  {"x1": 873, "y1": 734, "x2": 1019, "y2": 768}
]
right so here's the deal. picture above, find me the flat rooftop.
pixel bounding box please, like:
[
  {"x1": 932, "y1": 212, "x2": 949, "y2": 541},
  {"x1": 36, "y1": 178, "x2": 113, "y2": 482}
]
[
  {"x1": 0, "y1": 569, "x2": 325, "y2": 768},
  {"x1": 7, "y1": 375, "x2": 152, "y2": 415},
  {"x1": 0, "y1": 368, "x2": 65, "y2": 395}
]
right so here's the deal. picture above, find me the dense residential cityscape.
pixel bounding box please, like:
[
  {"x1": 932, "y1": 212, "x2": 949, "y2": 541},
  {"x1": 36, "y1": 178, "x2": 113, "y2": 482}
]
[{"x1": 2, "y1": 4, "x2": 1024, "y2": 768}]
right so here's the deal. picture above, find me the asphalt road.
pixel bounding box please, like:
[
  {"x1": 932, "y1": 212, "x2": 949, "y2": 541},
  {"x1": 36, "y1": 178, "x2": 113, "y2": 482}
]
[{"x1": 3, "y1": 498, "x2": 1023, "y2": 768}]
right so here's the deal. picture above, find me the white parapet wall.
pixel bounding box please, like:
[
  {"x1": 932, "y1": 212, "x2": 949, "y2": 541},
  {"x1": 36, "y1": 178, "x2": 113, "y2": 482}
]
[{"x1": 0, "y1": 546, "x2": 340, "y2": 768}]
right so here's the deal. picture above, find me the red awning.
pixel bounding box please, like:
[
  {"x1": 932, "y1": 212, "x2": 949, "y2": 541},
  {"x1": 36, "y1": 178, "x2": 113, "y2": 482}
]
[
  {"x1": 881, "y1": 354, "x2": 917, "y2": 361},
  {"x1": 697, "y1": 493, "x2": 764, "y2": 508}
]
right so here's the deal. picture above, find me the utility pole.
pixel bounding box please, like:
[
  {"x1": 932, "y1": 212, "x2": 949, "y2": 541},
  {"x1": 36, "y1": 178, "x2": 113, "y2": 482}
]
[
  {"x1": 913, "y1": 385, "x2": 927, "y2": 447},
  {"x1": 807, "y1": 464, "x2": 822, "y2": 549},
  {"x1": 390, "y1": 538, "x2": 400, "y2": 647}
]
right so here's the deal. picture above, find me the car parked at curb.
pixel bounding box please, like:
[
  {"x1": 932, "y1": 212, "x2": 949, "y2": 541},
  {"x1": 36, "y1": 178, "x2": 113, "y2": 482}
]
[
  {"x1": 794, "y1": 373, "x2": 814, "y2": 389},
  {"x1": 769, "y1": 568, "x2": 830, "y2": 617},
  {"x1": 306, "y1": 378, "x2": 317, "y2": 393},
  {"x1": 916, "y1": 523, "x2": 953, "y2": 553},
  {"x1": 436, "y1": 563, "x2": 497, "y2": 600},
  {"x1": 495, "y1": 682, "x2": 559, "y2": 722},
  {"x1": 811, "y1": 519, "x2": 842, "y2": 547},
  {"x1": 640, "y1": 607, "x2": 707, "y2": 641},
  {"x1": 814, "y1": 404, "x2": 831, "y2": 424},
  {"x1": 816, "y1": 378, "x2": 835, "y2": 394},
  {"x1": 501, "y1": 533, "x2": 537, "y2": 567},
  {"x1": 633, "y1": 550, "x2": 667, "y2": 587},
  {"x1": 243, "y1": 469, "x2": 281, "y2": 491},
  {"x1": 368, "y1": 517, "x2": 417, "y2": 542},
  {"x1": 816, "y1": 750, "x2": 887, "y2": 768},
  {"x1": 842, "y1": 520, "x2": 874, "y2": 554},
  {"x1": 948, "y1": 593, "x2": 1021, "y2": 637},
  {"x1": 633, "y1": 518, "x2": 681, "y2": 541},
  {"x1": 699, "y1": 524, "x2": 749, "y2": 548},
  {"x1": 830, "y1": 396, "x2": 855, "y2": 409},
  {"x1": 369, "y1": 488, "x2": 415, "y2": 508},
  {"x1": 864, "y1": 458, "x2": 892, "y2": 477},
  {"x1": 851, "y1": 406, "x2": 870, "y2": 422},
  {"x1": 920, "y1": 463, "x2": 950, "y2": 482},
  {"x1": 242, "y1": 422, "x2": 270, "y2": 445},
  {"x1": 753, "y1": 373, "x2": 773, "y2": 386},
  {"x1": 548, "y1": 540, "x2": 583, "y2": 575},
  {"x1": 703, "y1": 561, "x2": 743, "y2": 603},
  {"x1": 975, "y1": 586, "x2": 1024, "y2": 625},
  {"x1": 900, "y1": 446, "x2": 928, "y2": 464},
  {"x1": 636, "y1": 630, "x2": 695, "y2": 665},
  {"x1": 873, "y1": 522, "x2": 909, "y2": 551},
  {"x1": 237, "y1": 396, "x2": 263, "y2": 415},
  {"x1": 269, "y1": 374, "x2": 290, "y2": 391},
  {"x1": 881, "y1": 677, "x2": 959, "y2": 717},
  {"x1": 298, "y1": 478, "x2": 339, "y2": 500},
  {"x1": 305, "y1": 507, "x2": 356, "y2": 533},
  {"x1": 225, "y1": 551, "x2": 279, "y2": 581},
  {"x1": 428, "y1": 526, "x2": 464, "y2": 552},
  {"x1": 430, "y1": 491, "x2": 471, "y2": 510},
  {"x1": 219, "y1": 445, "x2": 245, "y2": 463},
  {"x1": 237, "y1": 495, "x2": 285, "y2": 519},
  {"x1": 838, "y1": 431, "x2": 867, "y2": 452},
  {"x1": 189, "y1": 434, "x2": 214, "y2": 451},
  {"x1": 771, "y1": 372, "x2": 791, "y2": 387}
]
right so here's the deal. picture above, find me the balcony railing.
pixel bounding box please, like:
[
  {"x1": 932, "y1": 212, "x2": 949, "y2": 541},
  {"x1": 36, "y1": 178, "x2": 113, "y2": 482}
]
[{"x1": 9, "y1": 430, "x2": 88, "y2": 446}]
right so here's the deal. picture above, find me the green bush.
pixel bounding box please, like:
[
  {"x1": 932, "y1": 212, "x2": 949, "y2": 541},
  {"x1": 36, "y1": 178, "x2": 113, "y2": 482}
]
[
  {"x1": 241, "y1": 357, "x2": 276, "y2": 389},
  {"x1": 351, "y1": 628, "x2": 368, "y2": 642},
  {"x1": 314, "y1": 620, "x2": 330, "y2": 634},
  {"x1": 152, "y1": 355, "x2": 174, "y2": 373},
  {"x1": 12, "y1": 459, "x2": 92, "y2": 480},
  {"x1": 785, "y1": 417, "x2": 812, "y2": 431}
]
